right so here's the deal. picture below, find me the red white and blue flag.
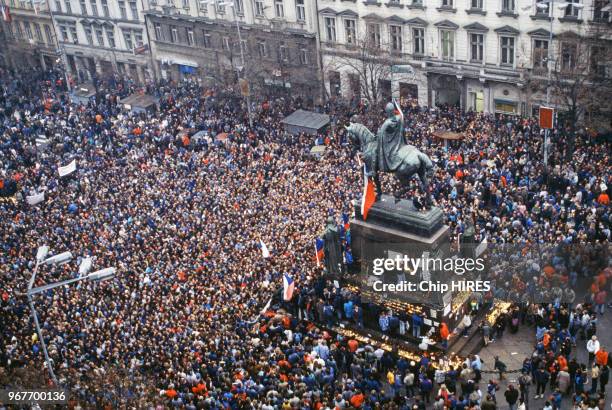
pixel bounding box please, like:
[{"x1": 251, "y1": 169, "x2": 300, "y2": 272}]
[
  {"x1": 361, "y1": 164, "x2": 376, "y2": 221},
  {"x1": 314, "y1": 238, "x2": 324, "y2": 266},
  {"x1": 283, "y1": 273, "x2": 295, "y2": 301},
  {"x1": 1, "y1": 5, "x2": 12, "y2": 22}
]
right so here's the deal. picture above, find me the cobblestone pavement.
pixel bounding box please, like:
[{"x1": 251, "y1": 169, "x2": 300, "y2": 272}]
[{"x1": 476, "y1": 309, "x2": 611, "y2": 410}]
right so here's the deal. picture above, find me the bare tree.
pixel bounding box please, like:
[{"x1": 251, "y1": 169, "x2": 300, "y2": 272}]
[
  {"x1": 326, "y1": 32, "x2": 394, "y2": 102},
  {"x1": 525, "y1": 25, "x2": 612, "y2": 130}
]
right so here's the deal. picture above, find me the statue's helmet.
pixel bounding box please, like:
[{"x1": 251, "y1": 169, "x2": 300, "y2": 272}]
[
  {"x1": 385, "y1": 102, "x2": 395, "y2": 116},
  {"x1": 327, "y1": 216, "x2": 335, "y2": 225}
]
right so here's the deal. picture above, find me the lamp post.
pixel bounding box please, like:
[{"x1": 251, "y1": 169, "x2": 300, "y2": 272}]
[
  {"x1": 533, "y1": 0, "x2": 583, "y2": 173},
  {"x1": 24, "y1": 246, "x2": 117, "y2": 386},
  {"x1": 203, "y1": 0, "x2": 253, "y2": 128}
]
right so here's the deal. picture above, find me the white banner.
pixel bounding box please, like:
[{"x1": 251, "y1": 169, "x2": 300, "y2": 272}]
[
  {"x1": 58, "y1": 160, "x2": 77, "y2": 177},
  {"x1": 26, "y1": 192, "x2": 45, "y2": 205}
]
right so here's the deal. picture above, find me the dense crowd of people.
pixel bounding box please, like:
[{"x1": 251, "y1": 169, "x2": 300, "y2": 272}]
[{"x1": 0, "y1": 67, "x2": 610, "y2": 409}]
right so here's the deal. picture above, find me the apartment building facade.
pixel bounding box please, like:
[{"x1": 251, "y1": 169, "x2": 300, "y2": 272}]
[
  {"x1": 0, "y1": 0, "x2": 59, "y2": 70},
  {"x1": 144, "y1": 0, "x2": 321, "y2": 100},
  {"x1": 47, "y1": 0, "x2": 152, "y2": 83},
  {"x1": 317, "y1": 0, "x2": 611, "y2": 115}
]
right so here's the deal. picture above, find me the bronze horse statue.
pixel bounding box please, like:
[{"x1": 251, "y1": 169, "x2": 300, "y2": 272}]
[{"x1": 345, "y1": 112, "x2": 434, "y2": 205}]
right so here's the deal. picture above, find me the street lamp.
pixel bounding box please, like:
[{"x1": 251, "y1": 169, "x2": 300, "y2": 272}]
[
  {"x1": 24, "y1": 246, "x2": 117, "y2": 386},
  {"x1": 525, "y1": 0, "x2": 582, "y2": 173},
  {"x1": 202, "y1": 0, "x2": 254, "y2": 128}
]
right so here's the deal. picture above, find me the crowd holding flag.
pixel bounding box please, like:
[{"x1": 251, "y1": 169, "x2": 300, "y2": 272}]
[
  {"x1": 314, "y1": 238, "x2": 324, "y2": 266},
  {"x1": 282, "y1": 273, "x2": 295, "y2": 301},
  {"x1": 361, "y1": 164, "x2": 376, "y2": 221},
  {"x1": 0, "y1": 5, "x2": 11, "y2": 22},
  {"x1": 259, "y1": 240, "x2": 270, "y2": 258}
]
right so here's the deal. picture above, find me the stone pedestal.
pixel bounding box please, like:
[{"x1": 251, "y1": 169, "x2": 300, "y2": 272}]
[{"x1": 349, "y1": 194, "x2": 451, "y2": 309}]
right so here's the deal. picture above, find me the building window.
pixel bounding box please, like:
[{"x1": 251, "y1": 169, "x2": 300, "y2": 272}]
[
  {"x1": 129, "y1": 0, "x2": 138, "y2": 19},
  {"x1": 223, "y1": 36, "x2": 230, "y2": 50},
  {"x1": 134, "y1": 30, "x2": 142, "y2": 46},
  {"x1": 299, "y1": 48, "x2": 308, "y2": 64},
  {"x1": 203, "y1": 30, "x2": 211, "y2": 47},
  {"x1": 216, "y1": 0, "x2": 225, "y2": 13},
  {"x1": 594, "y1": 0, "x2": 610, "y2": 21},
  {"x1": 106, "y1": 27, "x2": 115, "y2": 47},
  {"x1": 101, "y1": 0, "x2": 109, "y2": 15},
  {"x1": 295, "y1": 0, "x2": 305, "y2": 21},
  {"x1": 239, "y1": 39, "x2": 248, "y2": 53},
  {"x1": 91, "y1": 0, "x2": 98, "y2": 15},
  {"x1": 500, "y1": 36, "x2": 515, "y2": 65},
  {"x1": 14, "y1": 23, "x2": 23, "y2": 39},
  {"x1": 366, "y1": 22, "x2": 381, "y2": 48},
  {"x1": 561, "y1": 42, "x2": 576, "y2": 71},
  {"x1": 95, "y1": 27, "x2": 104, "y2": 45},
  {"x1": 535, "y1": 0, "x2": 549, "y2": 15},
  {"x1": 344, "y1": 19, "x2": 356, "y2": 45},
  {"x1": 235, "y1": 0, "x2": 244, "y2": 13},
  {"x1": 325, "y1": 17, "x2": 336, "y2": 42},
  {"x1": 471, "y1": 0, "x2": 482, "y2": 9},
  {"x1": 118, "y1": 0, "x2": 127, "y2": 18},
  {"x1": 64, "y1": 0, "x2": 72, "y2": 13},
  {"x1": 24, "y1": 22, "x2": 33, "y2": 40},
  {"x1": 590, "y1": 46, "x2": 608, "y2": 77},
  {"x1": 279, "y1": 44, "x2": 288, "y2": 61},
  {"x1": 441, "y1": 0, "x2": 453, "y2": 7},
  {"x1": 257, "y1": 40, "x2": 266, "y2": 57},
  {"x1": 69, "y1": 25, "x2": 78, "y2": 42},
  {"x1": 154, "y1": 24, "x2": 162, "y2": 40},
  {"x1": 123, "y1": 28, "x2": 133, "y2": 48},
  {"x1": 170, "y1": 26, "x2": 178, "y2": 43},
  {"x1": 532, "y1": 39, "x2": 548, "y2": 69},
  {"x1": 502, "y1": 0, "x2": 514, "y2": 12},
  {"x1": 564, "y1": 0, "x2": 580, "y2": 17},
  {"x1": 55, "y1": 0, "x2": 62, "y2": 12},
  {"x1": 60, "y1": 25, "x2": 68, "y2": 41},
  {"x1": 44, "y1": 25, "x2": 53, "y2": 43},
  {"x1": 275, "y1": 0, "x2": 284, "y2": 17},
  {"x1": 182, "y1": 0, "x2": 189, "y2": 8},
  {"x1": 34, "y1": 23, "x2": 43, "y2": 42},
  {"x1": 186, "y1": 28, "x2": 194, "y2": 45},
  {"x1": 255, "y1": 0, "x2": 264, "y2": 15},
  {"x1": 80, "y1": 0, "x2": 87, "y2": 14},
  {"x1": 470, "y1": 33, "x2": 483, "y2": 62},
  {"x1": 440, "y1": 29, "x2": 454, "y2": 60},
  {"x1": 199, "y1": 0, "x2": 207, "y2": 12},
  {"x1": 390, "y1": 25, "x2": 402, "y2": 52},
  {"x1": 413, "y1": 27, "x2": 424, "y2": 54}
]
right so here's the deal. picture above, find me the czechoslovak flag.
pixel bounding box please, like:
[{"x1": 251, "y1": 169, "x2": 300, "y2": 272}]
[
  {"x1": 314, "y1": 238, "x2": 324, "y2": 266},
  {"x1": 361, "y1": 164, "x2": 376, "y2": 221},
  {"x1": 283, "y1": 273, "x2": 295, "y2": 301},
  {"x1": 260, "y1": 240, "x2": 270, "y2": 258},
  {"x1": 1, "y1": 5, "x2": 12, "y2": 22}
]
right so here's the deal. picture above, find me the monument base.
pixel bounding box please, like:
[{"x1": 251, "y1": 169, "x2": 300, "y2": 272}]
[{"x1": 349, "y1": 194, "x2": 451, "y2": 309}]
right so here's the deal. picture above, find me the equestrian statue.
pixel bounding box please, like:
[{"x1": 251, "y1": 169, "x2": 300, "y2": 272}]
[{"x1": 345, "y1": 100, "x2": 434, "y2": 206}]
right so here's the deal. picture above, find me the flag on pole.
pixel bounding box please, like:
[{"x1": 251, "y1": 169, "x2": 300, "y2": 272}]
[
  {"x1": 1, "y1": 5, "x2": 12, "y2": 22},
  {"x1": 315, "y1": 238, "x2": 324, "y2": 266},
  {"x1": 361, "y1": 164, "x2": 376, "y2": 221},
  {"x1": 283, "y1": 273, "x2": 295, "y2": 301},
  {"x1": 259, "y1": 240, "x2": 270, "y2": 258}
]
